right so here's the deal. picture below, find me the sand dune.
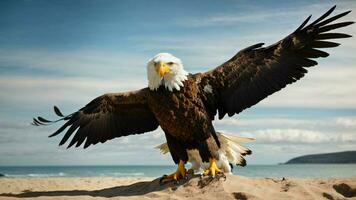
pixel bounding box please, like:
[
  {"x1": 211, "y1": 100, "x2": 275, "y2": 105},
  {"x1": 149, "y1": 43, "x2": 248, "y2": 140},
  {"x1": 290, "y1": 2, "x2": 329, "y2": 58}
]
[{"x1": 0, "y1": 175, "x2": 355, "y2": 200}]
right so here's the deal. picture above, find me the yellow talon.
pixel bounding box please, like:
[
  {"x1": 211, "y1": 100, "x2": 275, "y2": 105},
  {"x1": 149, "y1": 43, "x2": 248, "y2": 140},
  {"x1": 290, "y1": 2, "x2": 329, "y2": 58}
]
[
  {"x1": 203, "y1": 158, "x2": 222, "y2": 177},
  {"x1": 160, "y1": 160, "x2": 186, "y2": 183}
]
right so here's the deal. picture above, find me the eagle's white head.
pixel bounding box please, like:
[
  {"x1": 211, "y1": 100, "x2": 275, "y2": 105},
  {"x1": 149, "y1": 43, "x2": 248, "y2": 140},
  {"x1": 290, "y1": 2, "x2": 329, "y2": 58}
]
[{"x1": 147, "y1": 53, "x2": 188, "y2": 91}]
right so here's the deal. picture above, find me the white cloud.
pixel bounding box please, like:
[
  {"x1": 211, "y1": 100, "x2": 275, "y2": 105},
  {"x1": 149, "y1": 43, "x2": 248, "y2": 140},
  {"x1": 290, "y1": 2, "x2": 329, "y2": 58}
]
[
  {"x1": 180, "y1": 9, "x2": 303, "y2": 27},
  {"x1": 238, "y1": 129, "x2": 356, "y2": 144},
  {"x1": 0, "y1": 48, "x2": 149, "y2": 78},
  {"x1": 179, "y1": 3, "x2": 354, "y2": 27},
  {"x1": 215, "y1": 115, "x2": 356, "y2": 133},
  {"x1": 257, "y1": 64, "x2": 356, "y2": 108},
  {"x1": 0, "y1": 120, "x2": 29, "y2": 130},
  {"x1": 0, "y1": 75, "x2": 146, "y2": 107},
  {"x1": 215, "y1": 117, "x2": 318, "y2": 127}
]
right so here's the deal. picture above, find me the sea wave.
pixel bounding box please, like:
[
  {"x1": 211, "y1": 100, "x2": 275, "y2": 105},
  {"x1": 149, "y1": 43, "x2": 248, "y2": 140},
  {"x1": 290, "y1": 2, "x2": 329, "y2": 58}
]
[
  {"x1": 3, "y1": 172, "x2": 145, "y2": 178},
  {"x1": 100, "y1": 172, "x2": 145, "y2": 177},
  {"x1": 5, "y1": 172, "x2": 67, "y2": 178}
]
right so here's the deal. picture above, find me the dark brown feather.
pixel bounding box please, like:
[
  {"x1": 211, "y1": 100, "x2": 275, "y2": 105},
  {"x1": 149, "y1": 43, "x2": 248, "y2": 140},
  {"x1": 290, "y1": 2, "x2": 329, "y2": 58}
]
[
  {"x1": 311, "y1": 41, "x2": 340, "y2": 48},
  {"x1": 318, "y1": 22, "x2": 355, "y2": 33},
  {"x1": 54, "y1": 106, "x2": 64, "y2": 117},
  {"x1": 316, "y1": 33, "x2": 352, "y2": 40}
]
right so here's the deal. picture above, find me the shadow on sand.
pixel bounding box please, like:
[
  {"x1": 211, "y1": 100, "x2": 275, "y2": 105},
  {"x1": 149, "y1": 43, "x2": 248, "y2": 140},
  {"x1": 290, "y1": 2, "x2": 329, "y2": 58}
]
[{"x1": 0, "y1": 177, "x2": 189, "y2": 198}]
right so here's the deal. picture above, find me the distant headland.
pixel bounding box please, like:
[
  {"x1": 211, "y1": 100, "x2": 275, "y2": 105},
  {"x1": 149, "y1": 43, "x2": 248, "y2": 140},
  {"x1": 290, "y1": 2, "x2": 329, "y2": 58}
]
[{"x1": 285, "y1": 151, "x2": 356, "y2": 164}]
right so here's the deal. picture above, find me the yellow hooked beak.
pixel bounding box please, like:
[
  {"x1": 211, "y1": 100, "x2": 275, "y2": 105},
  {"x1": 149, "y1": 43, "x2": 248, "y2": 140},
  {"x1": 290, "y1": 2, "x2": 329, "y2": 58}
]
[{"x1": 155, "y1": 62, "x2": 170, "y2": 77}]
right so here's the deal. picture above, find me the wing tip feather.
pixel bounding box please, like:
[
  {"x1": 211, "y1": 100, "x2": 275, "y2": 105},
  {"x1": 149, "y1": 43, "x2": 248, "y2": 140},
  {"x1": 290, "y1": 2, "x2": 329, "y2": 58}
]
[{"x1": 294, "y1": 15, "x2": 312, "y2": 32}]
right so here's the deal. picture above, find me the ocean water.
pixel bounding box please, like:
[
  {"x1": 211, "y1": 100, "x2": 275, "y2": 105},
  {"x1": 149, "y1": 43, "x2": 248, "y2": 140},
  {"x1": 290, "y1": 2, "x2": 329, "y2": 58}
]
[{"x1": 0, "y1": 164, "x2": 355, "y2": 178}]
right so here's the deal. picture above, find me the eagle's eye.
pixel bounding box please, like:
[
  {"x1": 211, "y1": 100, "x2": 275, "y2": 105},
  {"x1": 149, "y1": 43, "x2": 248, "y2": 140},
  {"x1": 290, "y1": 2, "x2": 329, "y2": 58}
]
[{"x1": 167, "y1": 62, "x2": 174, "y2": 65}]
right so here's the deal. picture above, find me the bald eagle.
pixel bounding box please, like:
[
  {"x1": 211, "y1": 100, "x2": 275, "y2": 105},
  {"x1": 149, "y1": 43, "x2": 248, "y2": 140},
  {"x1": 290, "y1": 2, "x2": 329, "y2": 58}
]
[{"x1": 33, "y1": 6, "x2": 353, "y2": 182}]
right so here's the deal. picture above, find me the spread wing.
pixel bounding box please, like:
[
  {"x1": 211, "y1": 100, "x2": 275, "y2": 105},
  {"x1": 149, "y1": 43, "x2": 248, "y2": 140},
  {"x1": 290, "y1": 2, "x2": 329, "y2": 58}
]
[
  {"x1": 33, "y1": 88, "x2": 159, "y2": 148},
  {"x1": 197, "y1": 6, "x2": 353, "y2": 119}
]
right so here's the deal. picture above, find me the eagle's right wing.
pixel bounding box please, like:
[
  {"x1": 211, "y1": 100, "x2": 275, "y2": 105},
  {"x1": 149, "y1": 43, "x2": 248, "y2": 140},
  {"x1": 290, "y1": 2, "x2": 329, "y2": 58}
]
[{"x1": 33, "y1": 88, "x2": 159, "y2": 148}]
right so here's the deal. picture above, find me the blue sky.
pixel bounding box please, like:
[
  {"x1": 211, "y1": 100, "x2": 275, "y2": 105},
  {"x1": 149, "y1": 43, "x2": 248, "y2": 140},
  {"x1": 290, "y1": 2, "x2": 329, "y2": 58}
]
[{"x1": 0, "y1": 0, "x2": 355, "y2": 166}]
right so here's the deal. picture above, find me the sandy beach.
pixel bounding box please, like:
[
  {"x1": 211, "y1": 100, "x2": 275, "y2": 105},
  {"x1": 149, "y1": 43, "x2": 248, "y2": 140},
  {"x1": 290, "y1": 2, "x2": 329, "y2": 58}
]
[{"x1": 0, "y1": 175, "x2": 355, "y2": 200}]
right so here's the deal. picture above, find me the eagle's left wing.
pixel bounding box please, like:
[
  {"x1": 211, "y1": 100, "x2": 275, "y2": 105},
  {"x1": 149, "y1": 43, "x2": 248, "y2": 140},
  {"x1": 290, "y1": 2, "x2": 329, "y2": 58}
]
[{"x1": 196, "y1": 6, "x2": 353, "y2": 119}]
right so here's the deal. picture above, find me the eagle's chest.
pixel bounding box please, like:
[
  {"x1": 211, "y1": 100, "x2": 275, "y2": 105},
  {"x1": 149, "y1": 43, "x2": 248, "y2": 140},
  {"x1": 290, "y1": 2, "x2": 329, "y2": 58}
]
[{"x1": 147, "y1": 80, "x2": 208, "y2": 140}]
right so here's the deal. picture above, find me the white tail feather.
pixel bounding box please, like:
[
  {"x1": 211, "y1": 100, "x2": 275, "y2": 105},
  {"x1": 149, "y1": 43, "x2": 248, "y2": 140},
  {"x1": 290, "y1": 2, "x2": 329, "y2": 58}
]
[
  {"x1": 220, "y1": 133, "x2": 255, "y2": 143},
  {"x1": 155, "y1": 143, "x2": 169, "y2": 154},
  {"x1": 155, "y1": 132, "x2": 254, "y2": 173}
]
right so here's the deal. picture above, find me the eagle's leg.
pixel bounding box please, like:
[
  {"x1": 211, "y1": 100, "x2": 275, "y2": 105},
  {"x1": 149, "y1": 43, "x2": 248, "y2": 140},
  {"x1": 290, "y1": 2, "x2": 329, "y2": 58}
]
[
  {"x1": 186, "y1": 160, "x2": 199, "y2": 175},
  {"x1": 203, "y1": 158, "x2": 222, "y2": 177},
  {"x1": 160, "y1": 160, "x2": 186, "y2": 183}
]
